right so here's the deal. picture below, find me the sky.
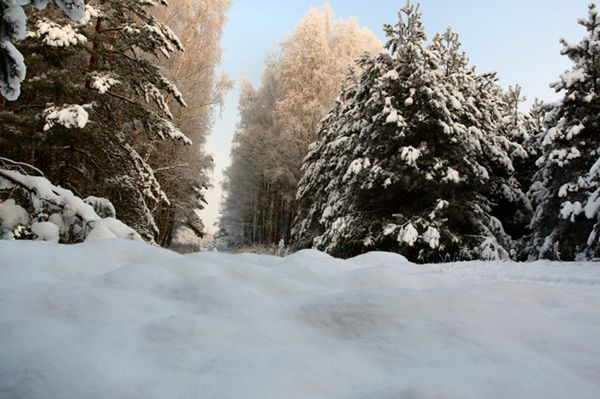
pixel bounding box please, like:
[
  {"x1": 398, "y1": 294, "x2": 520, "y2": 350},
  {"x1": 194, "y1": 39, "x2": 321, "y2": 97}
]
[{"x1": 199, "y1": 0, "x2": 591, "y2": 233}]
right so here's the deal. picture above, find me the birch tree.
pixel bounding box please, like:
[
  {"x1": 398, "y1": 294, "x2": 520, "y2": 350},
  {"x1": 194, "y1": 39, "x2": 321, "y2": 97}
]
[{"x1": 220, "y1": 4, "x2": 381, "y2": 246}]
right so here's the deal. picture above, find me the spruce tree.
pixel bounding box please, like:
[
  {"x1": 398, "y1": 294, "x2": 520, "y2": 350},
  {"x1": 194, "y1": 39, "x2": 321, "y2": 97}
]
[
  {"x1": 529, "y1": 3, "x2": 600, "y2": 260},
  {"x1": 0, "y1": 0, "x2": 85, "y2": 100},
  {"x1": 1, "y1": 0, "x2": 189, "y2": 241},
  {"x1": 293, "y1": 4, "x2": 527, "y2": 262}
]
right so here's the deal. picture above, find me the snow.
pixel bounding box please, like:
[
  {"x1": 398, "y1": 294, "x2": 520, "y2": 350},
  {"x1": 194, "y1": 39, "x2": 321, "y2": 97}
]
[
  {"x1": 567, "y1": 123, "x2": 584, "y2": 140},
  {"x1": 385, "y1": 108, "x2": 399, "y2": 124},
  {"x1": 156, "y1": 119, "x2": 193, "y2": 145},
  {"x1": 90, "y1": 73, "x2": 120, "y2": 94},
  {"x1": 560, "y1": 68, "x2": 586, "y2": 88},
  {"x1": 31, "y1": 221, "x2": 60, "y2": 242},
  {"x1": 399, "y1": 146, "x2": 421, "y2": 167},
  {"x1": 0, "y1": 169, "x2": 141, "y2": 243},
  {"x1": 43, "y1": 104, "x2": 90, "y2": 131},
  {"x1": 421, "y1": 226, "x2": 440, "y2": 249},
  {"x1": 381, "y1": 70, "x2": 399, "y2": 80},
  {"x1": 560, "y1": 200, "x2": 583, "y2": 222},
  {"x1": 4, "y1": 4, "x2": 27, "y2": 41},
  {"x1": 85, "y1": 218, "x2": 142, "y2": 242},
  {"x1": 344, "y1": 158, "x2": 370, "y2": 180},
  {"x1": 0, "y1": 199, "x2": 29, "y2": 238},
  {"x1": 398, "y1": 223, "x2": 418, "y2": 246},
  {"x1": 584, "y1": 188, "x2": 600, "y2": 219},
  {"x1": 0, "y1": 240, "x2": 599, "y2": 398},
  {"x1": 54, "y1": 0, "x2": 87, "y2": 21},
  {"x1": 0, "y1": 40, "x2": 26, "y2": 101},
  {"x1": 29, "y1": 19, "x2": 87, "y2": 47},
  {"x1": 443, "y1": 167, "x2": 461, "y2": 183}
]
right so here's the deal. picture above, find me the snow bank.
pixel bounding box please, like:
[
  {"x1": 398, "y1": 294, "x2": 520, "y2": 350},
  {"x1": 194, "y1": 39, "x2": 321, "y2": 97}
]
[{"x1": 1, "y1": 240, "x2": 599, "y2": 399}]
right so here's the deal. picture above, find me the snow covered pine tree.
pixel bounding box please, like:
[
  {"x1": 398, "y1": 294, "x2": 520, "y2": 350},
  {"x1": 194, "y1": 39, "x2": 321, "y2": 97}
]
[
  {"x1": 293, "y1": 3, "x2": 529, "y2": 262},
  {"x1": 1, "y1": 0, "x2": 191, "y2": 242},
  {"x1": 529, "y1": 3, "x2": 600, "y2": 260},
  {"x1": 0, "y1": 0, "x2": 85, "y2": 100}
]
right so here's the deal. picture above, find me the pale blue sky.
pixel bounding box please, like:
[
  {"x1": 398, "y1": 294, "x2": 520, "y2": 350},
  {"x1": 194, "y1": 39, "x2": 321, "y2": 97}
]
[{"x1": 200, "y1": 0, "x2": 590, "y2": 232}]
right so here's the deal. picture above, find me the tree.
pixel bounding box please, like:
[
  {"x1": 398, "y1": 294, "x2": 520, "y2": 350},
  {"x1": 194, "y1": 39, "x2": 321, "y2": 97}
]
[
  {"x1": 1, "y1": 0, "x2": 190, "y2": 241},
  {"x1": 150, "y1": 0, "x2": 232, "y2": 247},
  {"x1": 220, "y1": 4, "x2": 381, "y2": 247},
  {"x1": 0, "y1": 0, "x2": 85, "y2": 100},
  {"x1": 529, "y1": 3, "x2": 600, "y2": 260},
  {"x1": 292, "y1": 4, "x2": 528, "y2": 262}
]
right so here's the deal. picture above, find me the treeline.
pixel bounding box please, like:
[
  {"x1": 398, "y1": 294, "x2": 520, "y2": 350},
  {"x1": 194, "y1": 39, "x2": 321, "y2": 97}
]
[
  {"x1": 0, "y1": 0, "x2": 230, "y2": 246},
  {"x1": 222, "y1": 3, "x2": 600, "y2": 262},
  {"x1": 219, "y1": 5, "x2": 381, "y2": 246}
]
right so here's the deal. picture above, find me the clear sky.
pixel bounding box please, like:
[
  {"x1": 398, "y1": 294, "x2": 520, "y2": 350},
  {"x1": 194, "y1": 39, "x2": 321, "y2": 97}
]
[{"x1": 199, "y1": 0, "x2": 590, "y2": 233}]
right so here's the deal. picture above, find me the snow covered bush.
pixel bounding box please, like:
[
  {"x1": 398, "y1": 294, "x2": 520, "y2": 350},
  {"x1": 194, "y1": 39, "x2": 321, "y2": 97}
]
[
  {"x1": 0, "y1": 166, "x2": 141, "y2": 243},
  {"x1": 1, "y1": 0, "x2": 193, "y2": 243},
  {"x1": 528, "y1": 3, "x2": 600, "y2": 260},
  {"x1": 0, "y1": 0, "x2": 85, "y2": 101},
  {"x1": 292, "y1": 4, "x2": 529, "y2": 262}
]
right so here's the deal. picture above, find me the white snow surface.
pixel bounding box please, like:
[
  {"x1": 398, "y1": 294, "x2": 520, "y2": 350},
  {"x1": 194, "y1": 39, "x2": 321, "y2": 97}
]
[{"x1": 1, "y1": 240, "x2": 600, "y2": 399}]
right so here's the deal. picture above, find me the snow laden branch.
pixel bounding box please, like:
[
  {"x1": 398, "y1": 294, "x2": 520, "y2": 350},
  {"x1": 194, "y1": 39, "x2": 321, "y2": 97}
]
[
  {"x1": 0, "y1": 0, "x2": 86, "y2": 100},
  {"x1": 0, "y1": 167, "x2": 141, "y2": 243}
]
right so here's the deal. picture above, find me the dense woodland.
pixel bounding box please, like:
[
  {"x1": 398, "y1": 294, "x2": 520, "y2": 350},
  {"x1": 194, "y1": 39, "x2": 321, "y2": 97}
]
[
  {"x1": 220, "y1": 3, "x2": 600, "y2": 262},
  {"x1": 1, "y1": 1, "x2": 600, "y2": 261},
  {"x1": 0, "y1": 0, "x2": 230, "y2": 247}
]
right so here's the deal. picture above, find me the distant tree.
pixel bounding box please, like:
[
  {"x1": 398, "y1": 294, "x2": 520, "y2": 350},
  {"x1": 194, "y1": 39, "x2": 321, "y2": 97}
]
[
  {"x1": 292, "y1": 4, "x2": 528, "y2": 262},
  {"x1": 150, "y1": 0, "x2": 232, "y2": 247},
  {"x1": 219, "y1": 4, "x2": 381, "y2": 247},
  {"x1": 529, "y1": 3, "x2": 600, "y2": 260}
]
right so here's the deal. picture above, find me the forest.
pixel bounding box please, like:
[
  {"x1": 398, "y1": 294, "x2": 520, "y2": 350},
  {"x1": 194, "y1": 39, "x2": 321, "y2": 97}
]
[
  {"x1": 1, "y1": 2, "x2": 600, "y2": 398},
  {"x1": 1, "y1": 1, "x2": 600, "y2": 262}
]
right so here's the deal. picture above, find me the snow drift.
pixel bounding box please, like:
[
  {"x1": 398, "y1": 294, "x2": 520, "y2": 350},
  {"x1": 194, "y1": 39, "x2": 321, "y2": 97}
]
[{"x1": 0, "y1": 240, "x2": 599, "y2": 398}]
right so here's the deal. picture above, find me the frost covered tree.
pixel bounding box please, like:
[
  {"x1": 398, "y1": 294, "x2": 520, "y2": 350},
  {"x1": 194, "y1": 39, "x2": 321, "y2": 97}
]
[
  {"x1": 529, "y1": 3, "x2": 600, "y2": 260},
  {"x1": 0, "y1": 0, "x2": 85, "y2": 100},
  {"x1": 219, "y1": 76, "x2": 276, "y2": 244},
  {"x1": 149, "y1": 0, "x2": 232, "y2": 247},
  {"x1": 1, "y1": 0, "x2": 192, "y2": 241},
  {"x1": 220, "y1": 4, "x2": 381, "y2": 247},
  {"x1": 292, "y1": 4, "x2": 528, "y2": 262}
]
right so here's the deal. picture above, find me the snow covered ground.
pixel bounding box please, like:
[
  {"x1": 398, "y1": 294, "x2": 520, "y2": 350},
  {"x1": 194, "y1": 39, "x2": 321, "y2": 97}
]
[{"x1": 1, "y1": 240, "x2": 599, "y2": 399}]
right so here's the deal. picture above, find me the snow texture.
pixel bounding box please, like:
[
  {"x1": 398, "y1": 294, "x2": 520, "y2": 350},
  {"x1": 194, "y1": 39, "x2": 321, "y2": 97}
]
[
  {"x1": 0, "y1": 199, "x2": 29, "y2": 238},
  {"x1": 0, "y1": 40, "x2": 26, "y2": 101},
  {"x1": 90, "y1": 73, "x2": 120, "y2": 94},
  {"x1": 29, "y1": 19, "x2": 87, "y2": 47},
  {"x1": 31, "y1": 221, "x2": 60, "y2": 242},
  {"x1": 0, "y1": 240, "x2": 599, "y2": 398},
  {"x1": 43, "y1": 104, "x2": 90, "y2": 131},
  {"x1": 398, "y1": 223, "x2": 418, "y2": 246},
  {"x1": 0, "y1": 169, "x2": 140, "y2": 242}
]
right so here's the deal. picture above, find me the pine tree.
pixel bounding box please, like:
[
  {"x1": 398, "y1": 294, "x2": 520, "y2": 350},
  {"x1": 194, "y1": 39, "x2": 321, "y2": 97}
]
[
  {"x1": 292, "y1": 4, "x2": 528, "y2": 262},
  {"x1": 0, "y1": 0, "x2": 85, "y2": 100},
  {"x1": 529, "y1": 3, "x2": 600, "y2": 260},
  {"x1": 1, "y1": 0, "x2": 189, "y2": 241}
]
